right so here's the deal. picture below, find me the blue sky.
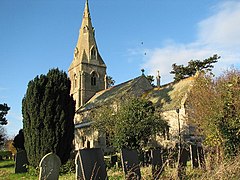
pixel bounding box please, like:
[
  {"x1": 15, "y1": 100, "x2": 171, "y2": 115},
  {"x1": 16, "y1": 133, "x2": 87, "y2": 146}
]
[{"x1": 1, "y1": 0, "x2": 240, "y2": 137}]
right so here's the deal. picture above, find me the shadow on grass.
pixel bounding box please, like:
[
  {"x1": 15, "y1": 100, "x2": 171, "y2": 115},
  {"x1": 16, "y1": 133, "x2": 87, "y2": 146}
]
[{"x1": 0, "y1": 161, "x2": 15, "y2": 168}]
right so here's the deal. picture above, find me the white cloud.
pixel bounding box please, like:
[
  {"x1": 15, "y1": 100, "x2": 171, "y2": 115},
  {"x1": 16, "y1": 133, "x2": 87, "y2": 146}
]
[{"x1": 142, "y1": 1, "x2": 240, "y2": 84}]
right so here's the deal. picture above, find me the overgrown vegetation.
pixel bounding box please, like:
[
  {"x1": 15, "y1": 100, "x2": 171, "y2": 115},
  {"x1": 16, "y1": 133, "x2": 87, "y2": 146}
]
[
  {"x1": 22, "y1": 68, "x2": 75, "y2": 167},
  {"x1": 92, "y1": 97, "x2": 169, "y2": 150},
  {"x1": 188, "y1": 69, "x2": 240, "y2": 159}
]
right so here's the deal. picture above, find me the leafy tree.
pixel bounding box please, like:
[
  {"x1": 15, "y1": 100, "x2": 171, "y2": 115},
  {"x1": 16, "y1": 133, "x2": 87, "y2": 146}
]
[
  {"x1": 22, "y1": 68, "x2": 75, "y2": 167},
  {"x1": 216, "y1": 70, "x2": 240, "y2": 157},
  {"x1": 0, "y1": 103, "x2": 10, "y2": 146},
  {"x1": 171, "y1": 54, "x2": 220, "y2": 82},
  {"x1": 107, "y1": 75, "x2": 115, "y2": 88},
  {"x1": 188, "y1": 69, "x2": 240, "y2": 159},
  {"x1": 92, "y1": 97, "x2": 168, "y2": 150}
]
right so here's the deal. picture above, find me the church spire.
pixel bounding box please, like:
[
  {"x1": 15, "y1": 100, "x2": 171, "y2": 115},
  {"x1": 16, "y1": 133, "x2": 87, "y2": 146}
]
[
  {"x1": 84, "y1": 0, "x2": 90, "y2": 18},
  {"x1": 68, "y1": 0, "x2": 106, "y2": 68},
  {"x1": 68, "y1": 0, "x2": 107, "y2": 108}
]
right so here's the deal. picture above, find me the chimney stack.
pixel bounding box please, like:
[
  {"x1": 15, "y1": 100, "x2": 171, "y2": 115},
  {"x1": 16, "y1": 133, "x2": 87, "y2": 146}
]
[{"x1": 156, "y1": 71, "x2": 161, "y2": 88}]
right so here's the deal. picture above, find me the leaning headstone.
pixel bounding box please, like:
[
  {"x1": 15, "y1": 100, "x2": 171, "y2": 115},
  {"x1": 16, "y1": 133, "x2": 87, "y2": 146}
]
[
  {"x1": 121, "y1": 149, "x2": 141, "y2": 180},
  {"x1": 39, "y1": 152, "x2": 61, "y2": 180},
  {"x1": 151, "y1": 149, "x2": 163, "y2": 179},
  {"x1": 76, "y1": 148, "x2": 107, "y2": 180},
  {"x1": 190, "y1": 145, "x2": 199, "y2": 168},
  {"x1": 15, "y1": 150, "x2": 28, "y2": 173}
]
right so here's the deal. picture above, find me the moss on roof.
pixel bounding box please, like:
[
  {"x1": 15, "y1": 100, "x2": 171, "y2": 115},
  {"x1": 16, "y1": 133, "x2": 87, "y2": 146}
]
[
  {"x1": 77, "y1": 75, "x2": 195, "y2": 113},
  {"x1": 77, "y1": 75, "x2": 153, "y2": 113},
  {"x1": 144, "y1": 77, "x2": 195, "y2": 111}
]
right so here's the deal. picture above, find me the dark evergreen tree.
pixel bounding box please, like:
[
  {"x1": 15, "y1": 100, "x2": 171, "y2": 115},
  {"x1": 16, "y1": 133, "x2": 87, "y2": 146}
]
[
  {"x1": 146, "y1": 75, "x2": 155, "y2": 86},
  {"x1": 0, "y1": 103, "x2": 10, "y2": 146},
  {"x1": 170, "y1": 54, "x2": 220, "y2": 82},
  {"x1": 22, "y1": 68, "x2": 75, "y2": 167},
  {"x1": 107, "y1": 75, "x2": 115, "y2": 88}
]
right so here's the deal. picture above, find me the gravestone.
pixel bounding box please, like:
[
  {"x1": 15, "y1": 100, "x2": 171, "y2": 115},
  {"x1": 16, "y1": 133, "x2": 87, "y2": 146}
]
[
  {"x1": 177, "y1": 148, "x2": 189, "y2": 180},
  {"x1": 76, "y1": 148, "x2": 107, "y2": 180},
  {"x1": 178, "y1": 148, "x2": 189, "y2": 167},
  {"x1": 121, "y1": 149, "x2": 141, "y2": 180},
  {"x1": 110, "y1": 155, "x2": 118, "y2": 167},
  {"x1": 75, "y1": 151, "x2": 83, "y2": 180},
  {"x1": 190, "y1": 145, "x2": 199, "y2": 168},
  {"x1": 145, "y1": 150, "x2": 151, "y2": 167},
  {"x1": 15, "y1": 150, "x2": 28, "y2": 173},
  {"x1": 198, "y1": 146, "x2": 206, "y2": 169},
  {"x1": 39, "y1": 152, "x2": 61, "y2": 180},
  {"x1": 151, "y1": 149, "x2": 163, "y2": 180}
]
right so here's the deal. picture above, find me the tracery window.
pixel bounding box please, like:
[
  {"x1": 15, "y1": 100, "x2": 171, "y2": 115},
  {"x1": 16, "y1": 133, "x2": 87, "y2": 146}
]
[
  {"x1": 91, "y1": 72, "x2": 97, "y2": 86},
  {"x1": 74, "y1": 74, "x2": 77, "y2": 88},
  {"x1": 90, "y1": 47, "x2": 96, "y2": 59}
]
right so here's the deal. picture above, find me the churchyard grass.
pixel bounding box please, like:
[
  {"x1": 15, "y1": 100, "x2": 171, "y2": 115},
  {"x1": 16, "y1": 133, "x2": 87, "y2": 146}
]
[
  {"x1": 0, "y1": 160, "x2": 75, "y2": 180},
  {"x1": 0, "y1": 160, "x2": 36, "y2": 180}
]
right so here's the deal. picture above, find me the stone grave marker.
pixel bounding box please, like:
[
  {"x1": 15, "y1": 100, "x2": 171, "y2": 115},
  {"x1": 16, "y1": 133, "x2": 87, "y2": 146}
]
[
  {"x1": 198, "y1": 146, "x2": 206, "y2": 169},
  {"x1": 39, "y1": 152, "x2": 61, "y2": 180},
  {"x1": 121, "y1": 149, "x2": 141, "y2": 180},
  {"x1": 15, "y1": 150, "x2": 28, "y2": 173},
  {"x1": 151, "y1": 149, "x2": 163, "y2": 179},
  {"x1": 110, "y1": 154, "x2": 118, "y2": 167},
  {"x1": 75, "y1": 151, "x2": 83, "y2": 180},
  {"x1": 177, "y1": 148, "x2": 189, "y2": 179},
  {"x1": 76, "y1": 148, "x2": 107, "y2": 180},
  {"x1": 190, "y1": 145, "x2": 199, "y2": 168}
]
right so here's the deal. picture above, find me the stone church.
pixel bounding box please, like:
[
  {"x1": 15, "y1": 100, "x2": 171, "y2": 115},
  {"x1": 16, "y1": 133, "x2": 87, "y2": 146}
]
[{"x1": 69, "y1": 1, "x2": 197, "y2": 151}]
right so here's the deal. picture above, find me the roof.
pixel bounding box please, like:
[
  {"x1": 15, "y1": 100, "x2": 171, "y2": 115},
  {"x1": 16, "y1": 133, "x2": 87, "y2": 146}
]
[
  {"x1": 77, "y1": 75, "x2": 153, "y2": 113},
  {"x1": 144, "y1": 76, "x2": 196, "y2": 111}
]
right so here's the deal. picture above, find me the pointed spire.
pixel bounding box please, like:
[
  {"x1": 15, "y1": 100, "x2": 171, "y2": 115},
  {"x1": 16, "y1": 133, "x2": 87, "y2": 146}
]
[
  {"x1": 69, "y1": 0, "x2": 106, "y2": 71},
  {"x1": 83, "y1": 0, "x2": 90, "y2": 18}
]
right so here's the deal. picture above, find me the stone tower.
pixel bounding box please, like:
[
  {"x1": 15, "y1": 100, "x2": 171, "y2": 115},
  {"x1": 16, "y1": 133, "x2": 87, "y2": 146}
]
[{"x1": 68, "y1": 0, "x2": 107, "y2": 109}]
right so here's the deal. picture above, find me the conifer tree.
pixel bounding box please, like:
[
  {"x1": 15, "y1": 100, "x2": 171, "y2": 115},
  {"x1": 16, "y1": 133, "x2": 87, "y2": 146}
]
[
  {"x1": 170, "y1": 54, "x2": 220, "y2": 82},
  {"x1": 22, "y1": 68, "x2": 75, "y2": 167}
]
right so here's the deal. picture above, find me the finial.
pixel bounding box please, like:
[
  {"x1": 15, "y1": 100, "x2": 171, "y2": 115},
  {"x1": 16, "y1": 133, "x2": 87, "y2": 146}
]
[
  {"x1": 141, "y1": 69, "x2": 145, "y2": 75},
  {"x1": 83, "y1": 0, "x2": 90, "y2": 18},
  {"x1": 156, "y1": 70, "x2": 161, "y2": 88}
]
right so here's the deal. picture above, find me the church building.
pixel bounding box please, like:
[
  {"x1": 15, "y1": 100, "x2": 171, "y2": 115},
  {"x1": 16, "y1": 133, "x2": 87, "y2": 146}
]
[
  {"x1": 68, "y1": 0, "x2": 107, "y2": 110},
  {"x1": 69, "y1": 0, "x2": 198, "y2": 151}
]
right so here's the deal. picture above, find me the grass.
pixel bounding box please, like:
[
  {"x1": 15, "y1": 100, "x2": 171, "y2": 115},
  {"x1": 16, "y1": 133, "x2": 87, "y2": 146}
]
[
  {"x1": 0, "y1": 160, "x2": 75, "y2": 180},
  {"x1": 0, "y1": 160, "x2": 36, "y2": 180},
  {"x1": 2, "y1": 156, "x2": 240, "y2": 180},
  {"x1": 0, "y1": 160, "x2": 153, "y2": 180}
]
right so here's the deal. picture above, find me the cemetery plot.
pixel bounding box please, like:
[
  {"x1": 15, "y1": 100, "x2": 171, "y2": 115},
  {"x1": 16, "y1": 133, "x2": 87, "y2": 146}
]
[
  {"x1": 121, "y1": 149, "x2": 141, "y2": 180},
  {"x1": 39, "y1": 152, "x2": 61, "y2": 180},
  {"x1": 15, "y1": 150, "x2": 28, "y2": 174},
  {"x1": 75, "y1": 148, "x2": 107, "y2": 180}
]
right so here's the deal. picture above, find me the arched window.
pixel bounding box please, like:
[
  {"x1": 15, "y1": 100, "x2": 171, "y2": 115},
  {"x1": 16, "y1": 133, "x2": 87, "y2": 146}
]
[
  {"x1": 91, "y1": 72, "x2": 97, "y2": 86},
  {"x1": 73, "y1": 74, "x2": 77, "y2": 88},
  {"x1": 90, "y1": 47, "x2": 96, "y2": 60},
  {"x1": 83, "y1": 26, "x2": 88, "y2": 34}
]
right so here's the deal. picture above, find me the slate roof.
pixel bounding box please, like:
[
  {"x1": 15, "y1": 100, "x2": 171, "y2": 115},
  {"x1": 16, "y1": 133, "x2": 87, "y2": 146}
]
[
  {"x1": 144, "y1": 76, "x2": 196, "y2": 111},
  {"x1": 77, "y1": 75, "x2": 153, "y2": 113}
]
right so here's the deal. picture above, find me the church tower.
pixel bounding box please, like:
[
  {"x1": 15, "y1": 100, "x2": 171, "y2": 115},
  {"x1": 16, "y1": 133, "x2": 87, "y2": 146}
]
[{"x1": 69, "y1": 0, "x2": 107, "y2": 109}]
